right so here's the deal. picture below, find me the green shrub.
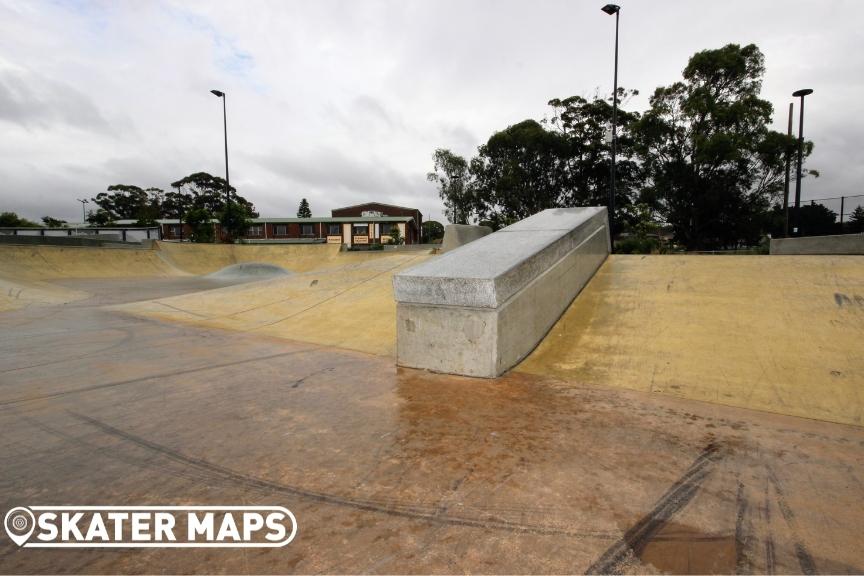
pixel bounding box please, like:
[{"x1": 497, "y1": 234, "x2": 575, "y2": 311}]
[{"x1": 615, "y1": 236, "x2": 658, "y2": 254}]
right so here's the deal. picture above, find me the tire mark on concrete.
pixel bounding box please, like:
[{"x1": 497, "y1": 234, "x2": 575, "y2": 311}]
[
  {"x1": 0, "y1": 326, "x2": 136, "y2": 374},
  {"x1": 765, "y1": 538, "x2": 776, "y2": 575},
  {"x1": 585, "y1": 442, "x2": 723, "y2": 575},
  {"x1": 763, "y1": 479, "x2": 776, "y2": 575},
  {"x1": 767, "y1": 466, "x2": 817, "y2": 575},
  {"x1": 735, "y1": 479, "x2": 752, "y2": 574},
  {"x1": 69, "y1": 411, "x2": 618, "y2": 540},
  {"x1": 0, "y1": 348, "x2": 316, "y2": 407}
]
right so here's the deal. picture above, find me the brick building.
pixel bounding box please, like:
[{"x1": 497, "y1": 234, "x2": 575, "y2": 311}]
[{"x1": 157, "y1": 202, "x2": 423, "y2": 246}]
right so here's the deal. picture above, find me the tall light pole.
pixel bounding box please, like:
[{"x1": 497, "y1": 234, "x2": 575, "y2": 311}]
[
  {"x1": 601, "y1": 3, "x2": 620, "y2": 237},
  {"x1": 792, "y1": 88, "x2": 813, "y2": 236},
  {"x1": 76, "y1": 198, "x2": 89, "y2": 223},
  {"x1": 782, "y1": 102, "x2": 793, "y2": 237},
  {"x1": 210, "y1": 90, "x2": 230, "y2": 207}
]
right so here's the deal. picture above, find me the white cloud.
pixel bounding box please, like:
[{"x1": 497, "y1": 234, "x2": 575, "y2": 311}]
[{"x1": 0, "y1": 0, "x2": 862, "y2": 223}]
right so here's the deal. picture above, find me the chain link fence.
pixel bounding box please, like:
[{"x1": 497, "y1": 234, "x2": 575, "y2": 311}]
[{"x1": 791, "y1": 194, "x2": 864, "y2": 236}]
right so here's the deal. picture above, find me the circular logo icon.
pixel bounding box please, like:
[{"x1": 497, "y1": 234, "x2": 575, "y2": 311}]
[{"x1": 4, "y1": 507, "x2": 35, "y2": 546}]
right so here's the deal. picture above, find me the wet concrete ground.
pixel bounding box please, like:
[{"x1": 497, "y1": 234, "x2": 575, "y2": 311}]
[{"x1": 1, "y1": 279, "x2": 863, "y2": 574}]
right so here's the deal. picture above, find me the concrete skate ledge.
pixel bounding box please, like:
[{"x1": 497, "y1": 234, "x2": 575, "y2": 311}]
[{"x1": 393, "y1": 207, "x2": 609, "y2": 377}]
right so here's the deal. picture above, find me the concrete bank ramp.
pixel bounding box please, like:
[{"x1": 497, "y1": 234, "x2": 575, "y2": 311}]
[
  {"x1": 0, "y1": 278, "x2": 90, "y2": 312},
  {"x1": 0, "y1": 245, "x2": 187, "y2": 281},
  {"x1": 205, "y1": 262, "x2": 293, "y2": 281},
  {"x1": 516, "y1": 254, "x2": 864, "y2": 427},
  {"x1": 0, "y1": 243, "x2": 402, "y2": 309},
  {"x1": 115, "y1": 253, "x2": 432, "y2": 356},
  {"x1": 153, "y1": 241, "x2": 378, "y2": 275},
  {"x1": 393, "y1": 207, "x2": 610, "y2": 377},
  {"x1": 0, "y1": 242, "x2": 397, "y2": 281}
]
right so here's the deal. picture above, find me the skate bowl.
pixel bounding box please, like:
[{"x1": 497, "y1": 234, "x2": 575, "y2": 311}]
[
  {"x1": 1, "y1": 226, "x2": 862, "y2": 425},
  {"x1": 3, "y1": 215, "x2": 864, "y2": 574},
  {"x1": 0, "y1": 241, "x2": 414, "y2": 312},
  {"x1": 153, "y1": 241, "x2": 349, "y2": 274},
  {"x1": 0, "y1": 241, "x2": 399, "y2": 282},
  {"x1": 0, "y1": 244, "x2": 187, "y2": 281},
  {"x1": 116, "y1": 252, "x2": 432, "y2": 356}
]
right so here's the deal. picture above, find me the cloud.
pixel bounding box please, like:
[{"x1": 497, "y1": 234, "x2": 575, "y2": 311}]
[
  {"x1": 0, "y1": 0, "x2": 863, "y2": 225},
  {"x1": 0, "y1": 64, "x2": 110, "y2": 132},
  {"x1": 246, "y1": 146, "x2": 428, "y2": 214}
]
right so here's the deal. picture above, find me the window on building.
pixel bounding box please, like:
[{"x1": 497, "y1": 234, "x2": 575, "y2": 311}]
[
  {"x1": 301, "y1": 223, "x2": 314, "y2": 237},
  {"x1": 247, "y1": 225, "x2": 263, "y2": 237},
  {"x1": 352, "y1": 224, "x2": 369, "y2": 236},
  {"x1": 275, "y1": 224, "x2": 287, "y2": 235},
  {"x1": 385, "y1": 223, "x2": 400, "y2": 235},
  {"x1": 328, "y1": 224, "x2": 341, "y2": 236},
  {"x1": 171, "y1": 225, "x2": 182, "y2": 236}
]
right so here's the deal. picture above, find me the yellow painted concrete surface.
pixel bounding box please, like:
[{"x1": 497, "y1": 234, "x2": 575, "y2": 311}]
[
  {"x1": 0, "y1": 242, "x2": 395, "y2": 281},
  {"x1": 3, "y1": 243, "x2": 862, "y2": 426},
  {"x1": 517, "y1": 255, "x2": 864, "y2": 426},
  {"x1": 0, "y1": 242, "x2": 420, "y2": 312},
  {"x1": 0, "y1": 245, "x2": 186, "y2": 310},
  {"x1": 116, "y1": 252, "x2": 431, "y2": 356},
  {"x1": 0, "y1": 277, "x2": 90, "y2": 312},
  {"x1": 0, "y1": 245, "x2": 185, "y2": 281},
  {"x1": 154, "y1": 241, "x2": 369, "y2": 274}
]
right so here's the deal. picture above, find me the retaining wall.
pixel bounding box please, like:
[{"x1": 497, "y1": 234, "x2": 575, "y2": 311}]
[
  {"x1": 440, "y1": 224, "x2": 493, "y2": 253},
  {"x1": 770, "y1": 234, "x2": 864, "y2": 255}
]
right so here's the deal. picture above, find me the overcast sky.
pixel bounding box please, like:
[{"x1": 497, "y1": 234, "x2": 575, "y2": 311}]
[{"x1": 1, "y1": 0, "x2": 862, "y2": 224}]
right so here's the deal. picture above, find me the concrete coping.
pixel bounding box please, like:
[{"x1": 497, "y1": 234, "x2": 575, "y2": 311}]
[{"x1": 393, "y1": 207, "x2": 608, "y2": 309}]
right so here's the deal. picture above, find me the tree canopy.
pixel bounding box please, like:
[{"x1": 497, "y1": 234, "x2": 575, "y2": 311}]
[
  {"x1": 427, "y1": 149, "x2": 474, "y2": 224},
  {"x1": 297, "y1": 198, "x2": 312, "y2": 218},
  {"x1": 41, "y1": 217, "x2": 67, "y2": 227},
  {"x1": 633, "y1": 43, "x2": 806, "y2": 249},
  {"x1": 81, "y1": 172, "x2": 258, "y2": 233},
  {"x1": 848, "y1": 206, "x2": 864, "y2": 234},
  {"x1": 428, "y1": 43, "x2": 818, "y2": 250},
  {"x1": 184, "y1": 207, "x2": 215, "y2": 243},
  {"x1": 0, "y1": 212, "x2": 41, "y2": 227},
  {"x1": 219, "y1": 201, "x2": 252, "y2": 243},
  {"x1": 169, "y1": 172, "x2": 257, "y2": 218},
  {"x1": 422, "y1": 220, "x2": 445, "y2": 242}
]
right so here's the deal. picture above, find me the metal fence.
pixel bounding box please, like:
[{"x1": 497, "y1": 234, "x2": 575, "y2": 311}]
[
  {"x1": 0, "y1": 226, "x2": 162, "y2": 243},
  {"x1": 792, "y1": 194, "x2": 864, "y2": 236}
]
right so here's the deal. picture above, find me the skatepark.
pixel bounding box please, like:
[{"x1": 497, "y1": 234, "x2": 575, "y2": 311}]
[{"x1": 0, "y1": 211, "x2": 863, "y2": 573}]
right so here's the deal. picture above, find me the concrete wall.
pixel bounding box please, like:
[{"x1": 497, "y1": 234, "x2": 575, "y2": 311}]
[
  {"x1": 770, "y1": 234, "x2": 864, "y2": 255},
  {"x1": 393, "y1": 207, "x2": 609, "y2": 378},
  {"x1": 440, "y1": 224, "x2": 493, "y2": 253}
]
